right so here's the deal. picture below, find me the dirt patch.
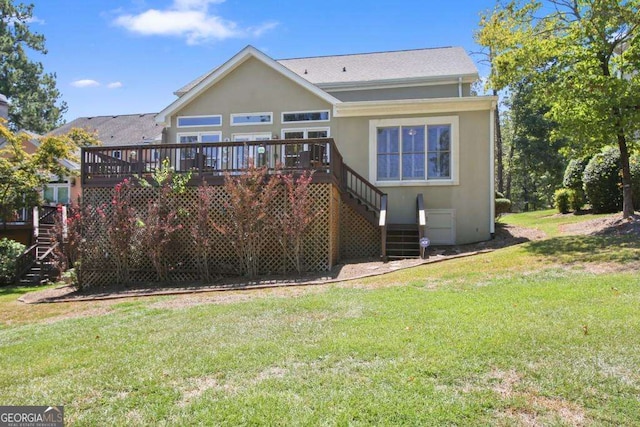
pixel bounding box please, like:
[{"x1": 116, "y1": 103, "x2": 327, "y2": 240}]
[{"x1": 486, "y1": 368, "x2": 586, "y2": 426}]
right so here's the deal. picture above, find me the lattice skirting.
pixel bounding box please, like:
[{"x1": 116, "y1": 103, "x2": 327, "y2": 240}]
[
  {"x1": 79, "y1": 183, "x2": 381, "y2": 288},
  {"x1": 339, "y1": 202, "x2": 381, "y2": 260}
]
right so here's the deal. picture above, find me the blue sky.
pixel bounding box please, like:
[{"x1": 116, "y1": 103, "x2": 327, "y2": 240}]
[{"x1": 27, "y1": 0, "x2": 498, "y2": 121}]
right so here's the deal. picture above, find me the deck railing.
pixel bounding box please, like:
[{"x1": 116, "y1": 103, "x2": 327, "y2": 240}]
[{"x1": 82, "y1": 138, "x2": 341, "y2": 187}]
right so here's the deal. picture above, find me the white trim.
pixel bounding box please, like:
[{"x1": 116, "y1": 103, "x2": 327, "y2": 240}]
[
  {"x1": 425, "y1": 209, "x2": 456, "y2": 245},
  {"x1": 281, "y1": 109, "x2": 330, "y2": 124},
  {"x1": 281, "y1": 127, "x2": 331, "y2": 139},
  {"x1": 177, "y1": 114, "x2": 222, "y2": 128},
  {"x1": 320, "y1": 74, "x2": 478, "y2": 92},
  {"x1": 42, "y1": 182, "x2": 71, "y2": 205},
  {"x1": 489, "y1": 104, "x2": 496, "y2": 234},
  {"x1": 230, "y1": 112, "x2": 273, "y2": 126},
  {"x1": 368, "y1": 116, "x2": 459, "y2": 186},
  {"x1": 231, "y1": 132, "x2": 272, "y2": 141},
  {"x1": 335, "y1": 96, "x2": 497, "y2": 118},
  {"x1": 156, "y1": 45, "x2": 341, "y2": 125},
  {"x1": 176, "y1": 131, "x2": 223, "y2": 143}
]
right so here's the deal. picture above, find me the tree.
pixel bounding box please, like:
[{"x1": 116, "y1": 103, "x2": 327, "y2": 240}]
[
  {"x1": 0, "y1": 124, "x2": 98, "y2": 223},
  {"x1": 1, "y1": 1, "x2": 67, "y2": 133},
  {"x1": 505, "y1": 78, "x2": 567, "y2": 210},
  {"x1": 478, "y1": 0, "x2": 640, "y2": 217}
]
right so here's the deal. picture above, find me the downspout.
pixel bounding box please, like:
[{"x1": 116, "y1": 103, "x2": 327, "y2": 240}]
[
  {"x1": 489, "y1": 101, "x2": 496, "y2": 236},
  {"x1": 458, "y1": 77, "x2": 463, "y2": 97}
]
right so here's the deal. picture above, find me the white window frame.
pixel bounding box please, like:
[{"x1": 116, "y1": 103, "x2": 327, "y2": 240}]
[
  {"x1": 230, "y1": 112, "x2": 273, "y2": 126},
  {"x1": 177, "y1": 114, "x2": 222, "y2": 128},
  {"x1": 280, "y1": 127, "x2": 331, "y2": 139},
  {"x1": 42, "y1": 182, "x2": 71, "y2": 206},
  {"x1": 369, "y1": 116, "x2": 459, "y2": 187},
  {"x1": 112, "y1": 150, "x2": 122, "y2": 160},
  {"x1": 231, "y1": 132, "x2": 273, "y2": 142},
  {"x1": 177, "y1": 131, "x2": 223, "y2": 168},
  {"x1": 281, "y1": 110, "x2": 330, "y2": 124}
]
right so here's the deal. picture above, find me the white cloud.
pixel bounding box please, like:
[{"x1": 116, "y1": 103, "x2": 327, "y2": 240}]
[
  {"x1": 26, "y1": 16, "x2": 45, "y2": 25},
  {"x1": 107, "y1": 82, "x2": 123, "y2": 89},
  {"x1": 113, "y1": 0, "x2": 276, "y2": 45},
  {"x1": 71, "y1": 79, "x2": 100, "y2": 88}
]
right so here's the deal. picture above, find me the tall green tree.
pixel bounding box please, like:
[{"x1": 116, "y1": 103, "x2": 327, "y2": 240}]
[
  {"x1": 1, "y1": 1, "x2": 67, "y2": 133},
  {"x1": 505, "y1": 78, "x2": 567, "y2": 209},
  {"x1": 478, "y1": 0, "x2": 640, "y2": 217}
]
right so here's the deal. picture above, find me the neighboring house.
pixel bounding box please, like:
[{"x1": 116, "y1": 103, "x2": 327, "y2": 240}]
[
  {"x1": 79, "y1": 45, "x2": 496, "y2": 283},
  {"x1": 47, "y1": 113, "x2": 164, "y2": 204}
]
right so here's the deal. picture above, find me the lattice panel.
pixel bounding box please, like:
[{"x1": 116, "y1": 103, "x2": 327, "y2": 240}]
[
  {"x1": 80, "y1": 183, "x2": 335, "y2": 288},
  {"x1": 340, "y1": 201, "x2": 381, "y2": 260}
]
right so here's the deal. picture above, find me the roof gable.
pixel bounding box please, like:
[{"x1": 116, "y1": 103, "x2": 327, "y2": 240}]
[{"x1": 157, "y1": 46, "x2": 341, "y2": 125}]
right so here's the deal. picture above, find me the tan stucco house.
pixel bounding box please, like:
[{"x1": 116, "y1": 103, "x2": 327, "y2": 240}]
[
  {"x1": 152, "y1": 45, "x2": 496, "y2": 245},
  {"x1": 75, "y1": 45, "x2": 496, "y2": 282}
]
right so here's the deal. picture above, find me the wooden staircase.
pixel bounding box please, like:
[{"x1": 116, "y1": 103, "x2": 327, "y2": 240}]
[
  {"x1": 14, "y1": 207, "x2": 59, "y2": 285},
  {"x1": 385, "y1": 224, "x2": 420, "y2": 259}
]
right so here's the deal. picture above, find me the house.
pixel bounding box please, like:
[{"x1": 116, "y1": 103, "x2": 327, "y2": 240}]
[{"x1": 79, "y1": 45, "x2": 496, "y2": 284}]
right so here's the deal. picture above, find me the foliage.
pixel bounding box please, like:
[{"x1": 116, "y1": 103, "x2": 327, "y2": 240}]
[
  {"x1": 553, "y1": 188, "x2": 572, "y2": 214},
  {"x1": 97, "y1": 179, "x2": 140, "y2": 284},
  {"x1": 501, "y1": 79, "x2": 567, "y2": 210},
  {"x1": 477, "y1": 0, "x2": 640, "y2": 217},
  {"x1": 277, "y1": 171, "x2": 319, "y2": 274},
  {"x1": 583, "y1": 147, "x2": 623, "y2": 214},
  {"x1": 0, "y1": 124, "x2": 98, "y2": 222},
  {"x1": 632, "y1": 154, "x2": 640, "y2": 211},
  {"x1": 0, "y1": 238, "x2": 24, "y2": 285},
  {"x1": 213, "y1": 160, "x2": 280, "y2": 278},
  {"x1": 495, "y1": 198, "x2": 512, "y2": 219},
  {"x1": 0, "y1": 1, "x2": 67, "y2": 132},
  {"x1": 563, "y1": 157, "x2": 590, "y2": 211},
  {"x1": 191, "y1": 181, "x2": 217, "y2": 282}
]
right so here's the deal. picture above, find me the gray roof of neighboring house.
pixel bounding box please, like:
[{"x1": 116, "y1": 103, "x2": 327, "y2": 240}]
[
  {"x1": 49, "y1": 113, "x2": 163, "y2": 146},
  {"x1": 175, "y1": 46, "x2": 478, "y2": 96}
]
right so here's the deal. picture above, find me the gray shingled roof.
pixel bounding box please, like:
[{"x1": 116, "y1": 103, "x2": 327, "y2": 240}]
[
  {"x1": 175, "y1": 46, "x2": 478, "y2": 96},
  {"x1": 49, "y1": 113, "x2": 163, "y2": 146}
]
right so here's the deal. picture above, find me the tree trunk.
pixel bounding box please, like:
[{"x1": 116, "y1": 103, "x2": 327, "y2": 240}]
[
  {"x1": 617, "y1": 130, "x2": 635, "y2": 218},
  {"x1": 505, "y1": 142, "x2": 515, "y2": 200},
  {"x1": 493, "y1": 89, "x2": 504, "y2": 194}
]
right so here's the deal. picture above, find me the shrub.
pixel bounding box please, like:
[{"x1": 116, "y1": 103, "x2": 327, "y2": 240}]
[
  {"x1": 631, "y1": 154, "x2": 640, "y2": 211},
  {"x1": 582, "y1": 147, "x2": 622, "y2": 213},
  {"x1": 553, "y1": 188, "x2": 573, "y2": 214},
  {"x1": 563, "y1": 157, "x2": 589, "y2": 211},
  {"x1": 0, "y1": 238, "x2": 26, "y2": 285},
  {"x1": 495, "y1": 198, "x2": 512, "y2": 219},
  {"x1": 495, "y1": 191, "x2": 505, "y2": 200}
]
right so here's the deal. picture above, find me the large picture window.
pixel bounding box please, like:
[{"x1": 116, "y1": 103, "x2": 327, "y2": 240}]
[{"x1": 370, "y1": 117, "x2": 458, "y2": 185}]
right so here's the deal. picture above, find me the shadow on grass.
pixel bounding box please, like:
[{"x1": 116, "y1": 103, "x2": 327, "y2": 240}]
[
  {"x1": 525, "y1": 234, "x2": 640, "y2": 264},
  {"x1": 0, "y1": 285, "x2": 34, "y2": 297}
]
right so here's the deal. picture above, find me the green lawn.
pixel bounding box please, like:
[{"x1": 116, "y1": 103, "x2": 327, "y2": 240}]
[{"x1": 1, "y1": 212, "x2": 639, "y2": 425}]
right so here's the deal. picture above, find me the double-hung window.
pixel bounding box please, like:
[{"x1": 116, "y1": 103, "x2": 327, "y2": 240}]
[{"x1": 370, "y1": 116, "x2": 458, "y2": 185}]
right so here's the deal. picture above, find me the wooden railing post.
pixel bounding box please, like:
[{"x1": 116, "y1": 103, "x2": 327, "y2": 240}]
[
  {"x1": 33, "y1": 206, "x2": 39, "y2": 239},
  {"x1": 380, "y1": 194, "x2": 388, "y2": 262}
]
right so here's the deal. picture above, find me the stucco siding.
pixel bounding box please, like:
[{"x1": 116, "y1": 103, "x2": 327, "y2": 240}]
[
  {"x1": 328, "y1": 83, "x2": 471, "y2": 102},
  {"x1": 167, "y1": 57, "x2": 334, "y2": 143},
  {"x1": 334, "y1": 110, "x2": 491, "y2": 245}
]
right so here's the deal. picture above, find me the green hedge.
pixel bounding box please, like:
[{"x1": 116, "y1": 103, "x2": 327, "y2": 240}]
[
  {"x1": 563, "y1": 157, "x2": 589, "y2": 211},
  {"x1": 583, "y1": 147, "x2": 623, "y2": 214},
  {"x1": 554, "y1": 188, "x2": 573, "y2": 214},
  {"x1": 0, "y1": 238, "x2": 26, "y2": 285}
]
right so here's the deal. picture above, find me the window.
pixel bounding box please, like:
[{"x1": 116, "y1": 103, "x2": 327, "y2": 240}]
[
  {"x1": 177, "y1": 115, "x2": 222, "y2": 127},
  {"x1": 43, "y1": 183, "x2": 70, "y2": 205},
  {"x1": 177, "y1": 132, "x2": 222, "y2": 169},
  {"x1": 369, "y1": 116, "x2": 458, "y2": 185},
  {"x1": 281, "y1": 128, "x2": 329, "y2": 139},
  {"x1": 230, "y1": 112, "x2": 273, "y2": 126},
  {"x1": 282, "y1": 128, "x2": 330, "y2": 167},
  {"x1": 112, "y1": 150, "x2": 122, "y2": 160},
  {"x1": 282, "y1": 110, "x2": 330, "y2": 123}
]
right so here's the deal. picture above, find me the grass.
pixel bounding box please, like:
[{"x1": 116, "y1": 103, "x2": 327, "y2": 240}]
[
  {"x1": 1, "y1": 212, "x2": 640, "y2": 425},
  {"x1": 499, "y1": 208, "x2": 613, "y2": 237}
]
